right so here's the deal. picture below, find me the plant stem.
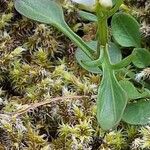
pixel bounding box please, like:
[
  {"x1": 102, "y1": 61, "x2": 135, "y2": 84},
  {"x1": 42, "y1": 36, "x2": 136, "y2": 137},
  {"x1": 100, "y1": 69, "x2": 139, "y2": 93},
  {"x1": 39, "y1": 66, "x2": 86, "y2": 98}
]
[
  {"x1": 108, "y1": 0, "x2": 123, "y2": 17},
  {"x1": 57, "y1": 23, "x2": 95, "y2": 60},
  {"x1": 95, "y1": 0, "x2": 124, "y2": 64},
  {"x1": 96, "y1": 4, "x2": 110, "y2": 63},
  {"x1": 99, "y1": 18, "x2": 108, "y2": 46},
  {"x1": 96, "y1": 7, "x2": 108, "y2": 47}
]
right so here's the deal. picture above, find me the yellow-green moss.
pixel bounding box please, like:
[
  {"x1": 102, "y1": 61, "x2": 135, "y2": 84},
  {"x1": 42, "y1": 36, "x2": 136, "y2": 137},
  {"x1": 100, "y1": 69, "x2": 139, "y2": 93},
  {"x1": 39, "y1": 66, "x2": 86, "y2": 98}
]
[{"x1": 0, "y1": 0, "x2": 149, "y2": 149}]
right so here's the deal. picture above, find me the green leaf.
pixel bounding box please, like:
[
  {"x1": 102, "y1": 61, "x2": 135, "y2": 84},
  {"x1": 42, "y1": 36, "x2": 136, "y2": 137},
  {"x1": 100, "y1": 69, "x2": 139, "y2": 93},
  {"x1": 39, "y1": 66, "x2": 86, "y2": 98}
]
[
  {"x1": 75, "y1": 42, "x2": 122, "y2": 73},
  {"x1": 78, "y1": 10, "x2": 97, "y2": 22},
  {"x1": 75, "y1": 41, "x2": 102, "y2": 73},
  {"x1": 132, "y1": 48, "x2": 150, "y2": 68},
  {"x1": 111, "y1": 12, "x2": 141, "y2": 48},
  {"x1": 122, "y1": 100, "x2": 150, "y2": 125},
  {"x1": 108, "y1": 42, "x2": 122, "y2": 64},
  {"x1": 119, "y1": 80, "x2": 142, "y2": 100},
  {"x1": 112, "y1": 0, "x2": 117, "y2": 5},
  {"x1": 112, "y1": 52, "x2": 135, "y2": 69},
  {"x1": 14, "y1": 0, "x2": 94, "y2": 59},
  {"x1": 97, "y1": 65, "x2": 128, "y2": 130},
  {"x1": 15, "y1": 0, "x2": 65, "y2": 26},
  {"x1": 141, "y1": 89, "x2": 150, "y2": 98}
]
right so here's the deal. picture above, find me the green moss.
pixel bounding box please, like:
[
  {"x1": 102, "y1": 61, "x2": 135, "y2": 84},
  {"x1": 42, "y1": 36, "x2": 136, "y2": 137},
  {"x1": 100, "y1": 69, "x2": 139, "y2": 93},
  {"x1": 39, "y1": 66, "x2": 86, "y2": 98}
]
[{"x1": 0, "y1": 0, "x2": 149, "y2": 149}]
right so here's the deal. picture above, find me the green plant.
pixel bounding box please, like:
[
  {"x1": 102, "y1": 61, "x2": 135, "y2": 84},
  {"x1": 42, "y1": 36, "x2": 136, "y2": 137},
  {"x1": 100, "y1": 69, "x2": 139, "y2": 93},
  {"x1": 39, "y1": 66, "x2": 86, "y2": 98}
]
[{"x1": 14, "y1": 0, "x2": 150, "y2": 130}]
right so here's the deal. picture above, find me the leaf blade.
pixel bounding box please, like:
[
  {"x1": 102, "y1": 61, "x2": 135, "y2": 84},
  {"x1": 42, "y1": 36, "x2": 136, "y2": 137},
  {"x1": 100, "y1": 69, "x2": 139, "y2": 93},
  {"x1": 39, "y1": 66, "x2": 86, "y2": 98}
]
[
  {"x1": 132, "y1": 48, "x2": 150, "y2": 68},
  {"x1": 97, "y1": 66, "x2": 128, "y2": 130},
  {"x1": 78, "y1": 10, "x2": 97, "y2": 22},
  {"x1": 123, "y1": 100, "x2": 150, "y2": 125},
  {"x1": 15, "y1": 0, "x2": 94, "y2": 58},
  {"x1": 111, "y1": 12, "x2": 141, "y2": 48},
  {"x1": 119, "y1": 80, "x2": 143, "y2": 100},
  {"x1": 15, "y1": 0, "x2": 65, "y2": 26}
]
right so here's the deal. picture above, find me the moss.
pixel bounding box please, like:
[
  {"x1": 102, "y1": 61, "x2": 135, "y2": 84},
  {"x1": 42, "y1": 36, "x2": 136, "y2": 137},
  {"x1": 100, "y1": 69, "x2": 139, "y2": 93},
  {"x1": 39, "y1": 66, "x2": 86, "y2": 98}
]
[{"x1": 0, "y1": 0, "x2": 149, "y2": 149}]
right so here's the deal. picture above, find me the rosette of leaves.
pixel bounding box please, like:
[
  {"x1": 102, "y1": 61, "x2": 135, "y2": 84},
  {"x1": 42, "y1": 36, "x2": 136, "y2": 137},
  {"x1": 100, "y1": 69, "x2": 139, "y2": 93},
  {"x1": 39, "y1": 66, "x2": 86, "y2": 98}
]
[{"x1": 14, "y1": 0, "x2": 150, "y2": 130}]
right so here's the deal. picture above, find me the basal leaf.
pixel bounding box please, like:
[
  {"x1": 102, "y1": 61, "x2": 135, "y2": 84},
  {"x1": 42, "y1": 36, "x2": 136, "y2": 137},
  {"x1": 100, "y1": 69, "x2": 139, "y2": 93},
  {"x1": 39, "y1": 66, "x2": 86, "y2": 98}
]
[
  {"x1": 15, "y1": 0, "x2": 65, "y2": 26},
  {"x1": 111, "y1": 12, "x2": 141, "y2": 48},
  {"x1": 97, "y1": 65, "x2": 127, "y2": 130},
  {"x1": 123, "y1": 100, "x2": 150, "y2": 125},
  {"x1": 132, "y1": 48, "x2": 150, "y2": 68},
  {"x1": 15, "y1": 0, "x2": 94, "y2": 59}
]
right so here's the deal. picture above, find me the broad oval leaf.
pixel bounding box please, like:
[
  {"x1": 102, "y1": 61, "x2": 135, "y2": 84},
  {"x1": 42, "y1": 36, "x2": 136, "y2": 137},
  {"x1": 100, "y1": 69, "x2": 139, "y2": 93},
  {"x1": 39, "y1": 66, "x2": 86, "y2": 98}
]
[
  {"x1": 75, "y1": 41, "x2": 122, "y2": 73},
  {"x1": 15, "y1": 0, "x2": 65, "y2": 26},
  {"x1": 97, "y1": 66, "x2": 128, "y2": 130},
  {"x1": 111, "y1": 12, "x2": 141, "y2": 48},
  {"x1": 132, "y1": 48, "x2": 150, "y2": 68},
  {"x1": 122, "y1": 100, "x2": 150, "y2": 125}
]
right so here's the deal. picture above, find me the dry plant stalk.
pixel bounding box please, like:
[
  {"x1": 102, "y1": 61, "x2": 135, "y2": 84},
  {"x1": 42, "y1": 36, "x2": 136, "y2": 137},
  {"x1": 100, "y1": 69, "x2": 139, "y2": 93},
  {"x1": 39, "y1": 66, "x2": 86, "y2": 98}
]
[{"x1": 10, "y1": 95, "x2": 89, "y2": 118}]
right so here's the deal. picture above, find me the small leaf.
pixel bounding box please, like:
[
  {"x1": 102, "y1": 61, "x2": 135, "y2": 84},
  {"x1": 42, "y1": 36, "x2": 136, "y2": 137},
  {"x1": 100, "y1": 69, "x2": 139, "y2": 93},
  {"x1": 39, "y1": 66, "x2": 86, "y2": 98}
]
[
  {"x1": 97, "y1": 65, "x2": 127, "y2": 130},
  {"x1": 119, "y1": 80, "x2": 142, "y2": 100},
  {"x1": 132, "y1": 48, "x2": 150, "y2": 68},
  {"x1": 78, "y1": 10, "x2": 97, "y2": 22},
  {"x1": 111, "y1": 12, "x2": 141, "y2": 47},
  {"x1": 122, "y1": 100, "x2": 150, "y2": 125}
]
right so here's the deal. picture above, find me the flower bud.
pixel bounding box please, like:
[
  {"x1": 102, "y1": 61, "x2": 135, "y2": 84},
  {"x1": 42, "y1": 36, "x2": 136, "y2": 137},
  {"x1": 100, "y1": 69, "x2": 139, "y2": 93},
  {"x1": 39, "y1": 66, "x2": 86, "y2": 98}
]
[{"x1": 99, "y1": 0, "x2": 113, "y2": 9}]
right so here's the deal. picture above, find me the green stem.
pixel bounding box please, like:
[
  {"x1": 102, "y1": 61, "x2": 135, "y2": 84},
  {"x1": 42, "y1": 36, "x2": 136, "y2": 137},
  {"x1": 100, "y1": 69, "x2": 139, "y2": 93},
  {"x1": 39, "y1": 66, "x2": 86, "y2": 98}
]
[
  {"x1": 108, "y1": 0, "x2": 123, "y2": 18},
  {"x1": 56, "y1": 23, "x2": 95, "y2": 60},
  {"x1": 96, "y1": 41, "x2": 100, "y2": 59},
  {"x1": 96, "y1": 4, "x2": 110, "y2": 64},
  {"x1": 102, "y1": 45, "x2": 111, "y2": 66},
  {"x1": 96, "y1": 7, "x2": 108, "y2": 47},
  {"x1": 99, "y1": 18, "x2": 108, "y2": 46}
]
